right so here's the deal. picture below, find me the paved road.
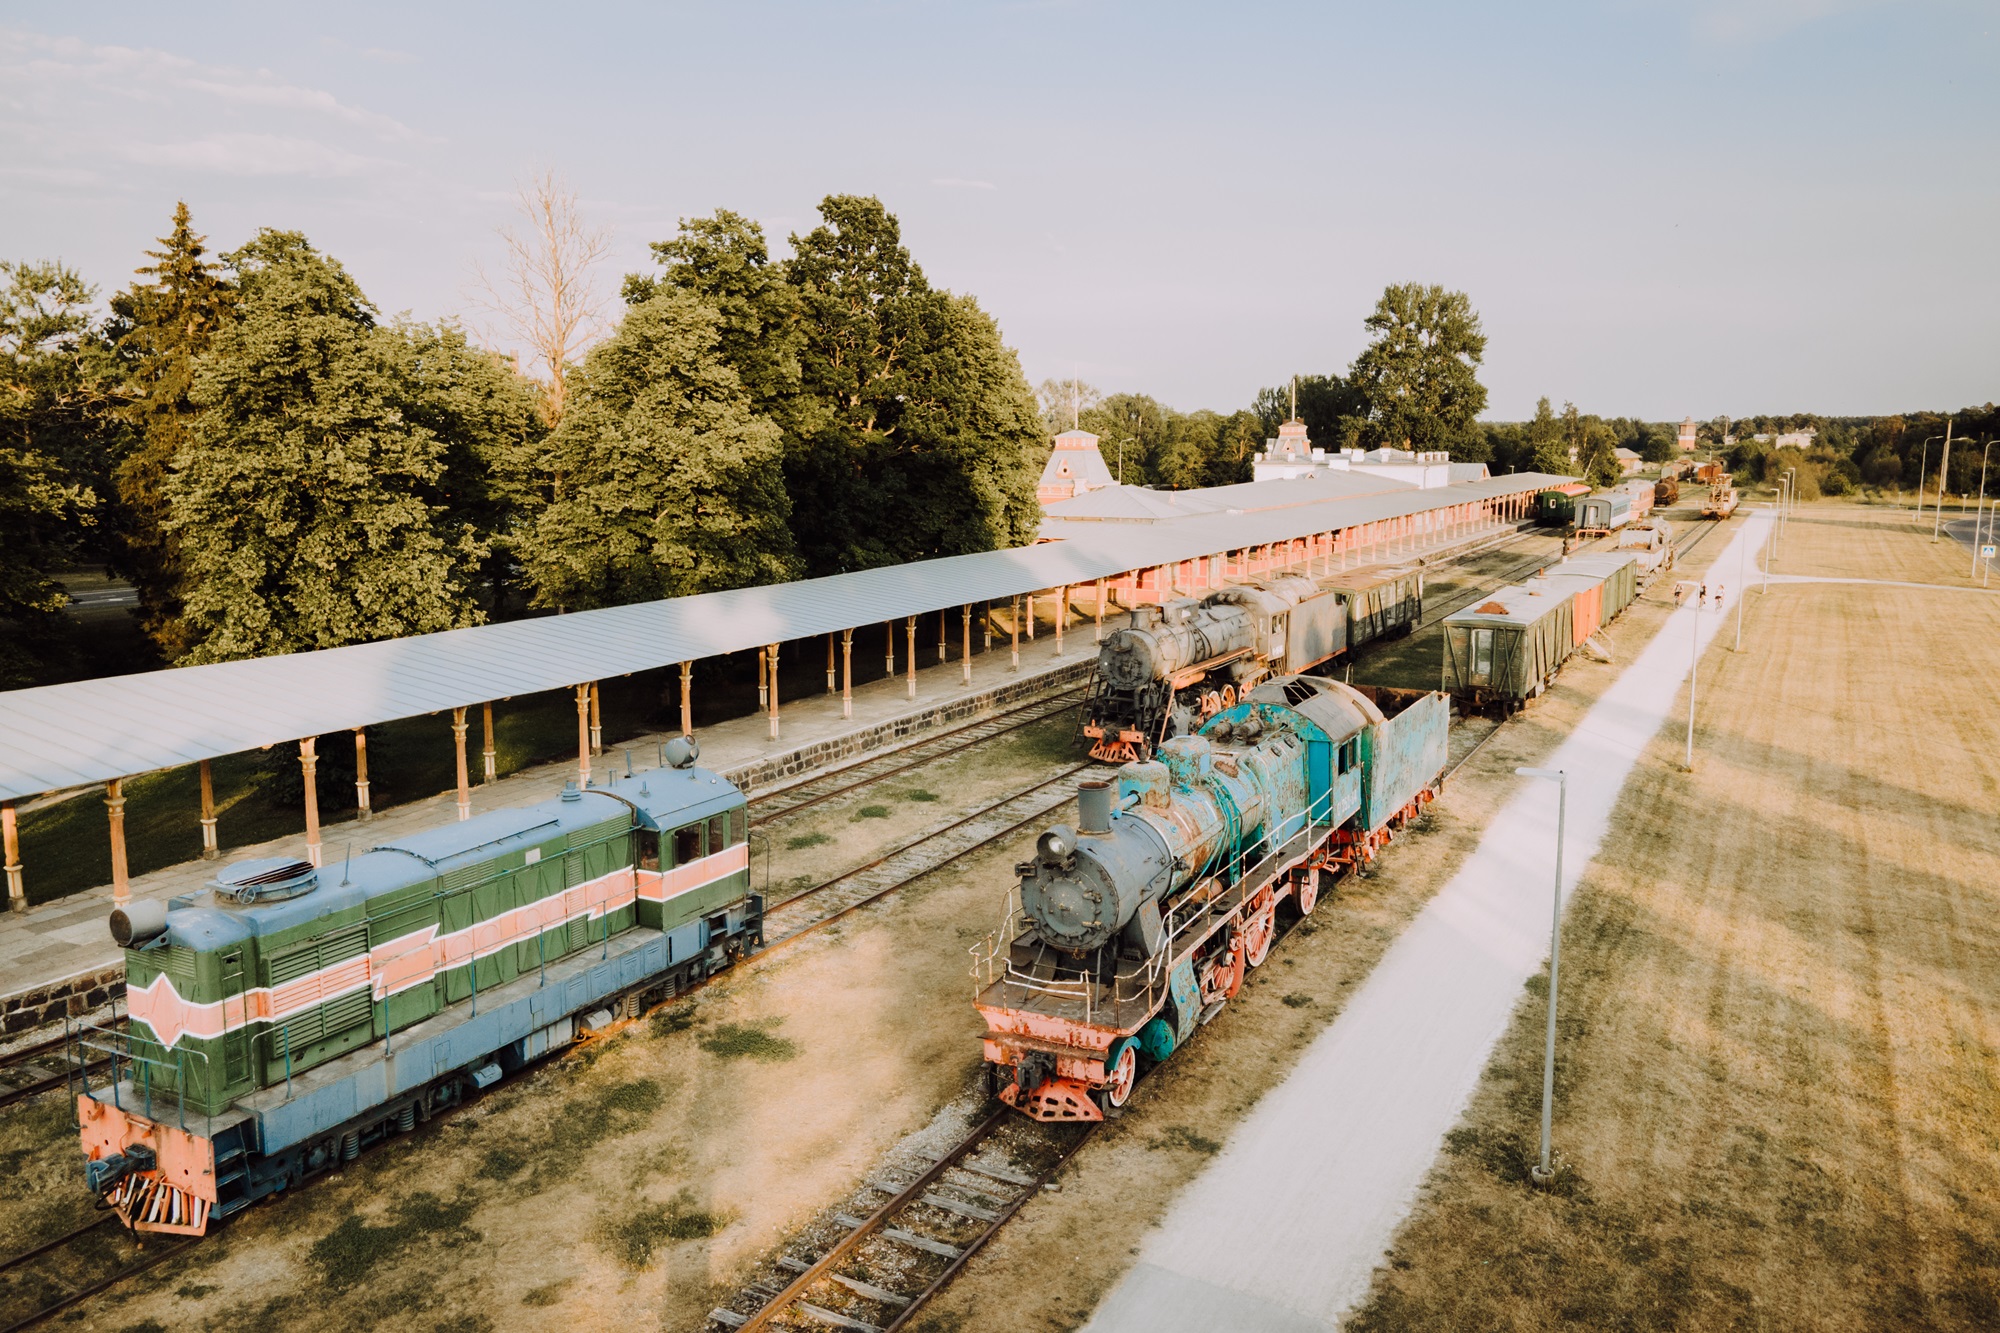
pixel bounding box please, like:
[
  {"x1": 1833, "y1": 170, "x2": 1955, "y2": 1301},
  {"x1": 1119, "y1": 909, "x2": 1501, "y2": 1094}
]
[{"x1": 1082, "y1": 512, "x2": 1772, "y2": 1333}]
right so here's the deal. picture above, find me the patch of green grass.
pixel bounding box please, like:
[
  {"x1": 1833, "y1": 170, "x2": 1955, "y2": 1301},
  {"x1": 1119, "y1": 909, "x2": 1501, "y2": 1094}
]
[
  {"x1": 174, "y1": 1284, "x2": 219, "y2": 1300},
  {"x1": 477, "y1": 1146, "x2": 527, "y2": 1181},
  {"x1": 600, "y1": 1191, "x2": 724, "y2": 1268},
  {"x1": 648, "y1": 1001, "x2": 699, "y2": 1037},
  {"x1": 699, "y1": 1020, "x2": 799, "y2": 1063},
  {"x1": 786, "y1": 831, "x2": 834, "y2": 849},
  {"x1": 568, "y1": 1078, "x2": 666, "y2": 1147},
  {"x1": 902, "y1": 788, "x2": 941, "y2": 802},
  {"x1": 522, "y1": 1278, "x2": 574, "y2": 1308},
  {"x1": 1150, "y1": 1125, "x2": 1223, "y2": 1155},
  {"x1": 1281, "y1": 992, "x2": 1316, "y2": 1008},
  {"x1": 853, "y1": 804, "x2": 891, "y2": 820},
  {"x1": 308, "y1": 1192, "x2": 481, "y2": 1291}
]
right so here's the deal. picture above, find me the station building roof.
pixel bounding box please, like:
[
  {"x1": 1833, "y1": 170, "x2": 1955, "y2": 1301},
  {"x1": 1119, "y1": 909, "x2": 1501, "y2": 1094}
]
[{"x1": 0, "y1": 471, "x2": 1571, "y2": 801}]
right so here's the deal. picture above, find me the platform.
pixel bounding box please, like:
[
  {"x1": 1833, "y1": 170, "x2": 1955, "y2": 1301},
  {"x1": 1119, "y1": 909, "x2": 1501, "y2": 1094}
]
[{"x1": 0, "y1": 627, "x2": 1095, "y2": 1034}]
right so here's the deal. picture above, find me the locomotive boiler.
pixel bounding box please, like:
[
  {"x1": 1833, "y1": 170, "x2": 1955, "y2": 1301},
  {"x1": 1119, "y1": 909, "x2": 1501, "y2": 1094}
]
[{"x1": 979, "y1": 674, "x2": 1450, "y2": 1120}]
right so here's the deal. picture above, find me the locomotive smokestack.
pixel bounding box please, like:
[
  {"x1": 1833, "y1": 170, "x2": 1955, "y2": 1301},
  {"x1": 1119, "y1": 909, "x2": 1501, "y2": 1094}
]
[{"x1": 1077, "y1": 781, "x2": 1112, "y2": 834}]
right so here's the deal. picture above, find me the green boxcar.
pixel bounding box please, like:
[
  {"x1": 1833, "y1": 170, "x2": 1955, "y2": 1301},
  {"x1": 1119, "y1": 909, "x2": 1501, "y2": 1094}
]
[
  {"x1": 1321, "y1": 565, "x2": 1424, "y2": 649},
  {"x1": 1440, "y1": 581, "x2": 1577, "y2": 709}
]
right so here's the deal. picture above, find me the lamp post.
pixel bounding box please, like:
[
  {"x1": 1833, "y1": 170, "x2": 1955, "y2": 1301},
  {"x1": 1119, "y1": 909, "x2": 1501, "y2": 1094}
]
[
  {"x1": 1782, "y1": 468, "x2": 1796, "y2": 543},
  {"x1": 1761, "y1": 503, "x2": 1773, "y2": 592},
  {"x1": 1970, "y1": 439, "x2": 1994, "y2": 578},
  {"x1": 1933, "y1": 424, "x2": 1953, "y2": 543},
  {"x1": 1515, "y1": 766, "x2": 1567, "y2": 1188},
  {"x1": 1914, "y1": 435, "x2": 1943, "y2": 523}
]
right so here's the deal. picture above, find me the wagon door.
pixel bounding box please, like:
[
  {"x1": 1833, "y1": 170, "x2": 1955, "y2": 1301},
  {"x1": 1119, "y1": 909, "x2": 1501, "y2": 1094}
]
[{"x1": 219, "y1": 950, "x2": 250, "y2": 1089}]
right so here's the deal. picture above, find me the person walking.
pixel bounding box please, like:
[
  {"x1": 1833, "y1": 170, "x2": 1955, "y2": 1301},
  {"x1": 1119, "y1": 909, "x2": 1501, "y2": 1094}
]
[{"x1": 1699, "y1": 582, "x2": 1708, "y2": 607}]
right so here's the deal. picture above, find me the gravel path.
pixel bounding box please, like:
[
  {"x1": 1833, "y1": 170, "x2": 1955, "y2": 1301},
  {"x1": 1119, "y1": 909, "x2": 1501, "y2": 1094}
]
[{"x1": 1082, "y1": 513, "x2": 1770, "y2": 1333}]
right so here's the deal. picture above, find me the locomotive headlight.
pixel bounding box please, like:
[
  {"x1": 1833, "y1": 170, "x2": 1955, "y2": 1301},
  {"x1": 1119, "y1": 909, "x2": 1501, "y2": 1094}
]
[{"x1": 1037, "y1": 825, "x2": 1076, "y2": 865}]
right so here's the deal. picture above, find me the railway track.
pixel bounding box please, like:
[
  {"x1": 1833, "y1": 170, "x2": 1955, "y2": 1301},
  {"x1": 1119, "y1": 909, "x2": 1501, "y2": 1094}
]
[
  {"x1": 0, "y1": 1216, "x2": 194, "y2": 1333},
  {"x1": 0, "y1": 1034, "x2": 111, "y2": 1114},
  {"x1": 708, "y1": 1108, "x2": 1094, "y2": 1332},
  {"x1": 747, "y1": 687, "x2": 1085, "y2": 829}
]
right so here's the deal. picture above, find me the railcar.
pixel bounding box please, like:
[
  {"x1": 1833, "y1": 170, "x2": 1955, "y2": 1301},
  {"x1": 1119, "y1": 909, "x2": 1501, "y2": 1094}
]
[
  {"x1": 1575, "y1": 491, "x2": 1634, "y2": 536},
  {"x1": 976, "y1": 675, "x2": 1449, "y2": 1120},
  {"x1": 73, "y1": 743, "x2": 758, "y2": 1235},
  {"x1": 1080, "y1": 568, "x2": 1422, "y2": 764},
  {"x1": 1536, "y1": 484, "x2": 1591, "y2": 527},
  {"x1": 1440, "y1": 552, "x2": 1641, "y2": 713}
]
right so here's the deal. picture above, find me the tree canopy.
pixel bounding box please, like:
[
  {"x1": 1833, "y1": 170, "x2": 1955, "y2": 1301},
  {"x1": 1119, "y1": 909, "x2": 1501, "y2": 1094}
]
[{"x1": 1348, "y1": 284, "x2": 1489, "y2": 453}]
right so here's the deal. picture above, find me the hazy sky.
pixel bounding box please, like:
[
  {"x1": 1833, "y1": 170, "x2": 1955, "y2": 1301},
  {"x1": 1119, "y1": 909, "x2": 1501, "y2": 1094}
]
[{"x1": 3, "y1": 1, "x2": 1994, "y2": 420}]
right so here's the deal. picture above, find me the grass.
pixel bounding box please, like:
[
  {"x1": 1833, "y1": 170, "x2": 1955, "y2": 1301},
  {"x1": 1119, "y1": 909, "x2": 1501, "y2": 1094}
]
[
  {"x1": 307, "y1": 1192, "x2": 482, "y2": 1291},
  {"x1": 599, "y1": 1190, "x2": 724, "y2": 1268},
  {"x1": 1350, "y1": 506, "x2": 2000, "y2": 1332},
  {"x1": 785, "y1": 831, "x2": 834, "y2": 849},
  {"x1": 853, "y1": 804, "x2": 891, "y2": 820},
  {"x1": 903, "y1": 788, "x2": 941, "y2": 802},
  {"x1": 1149, "y1": 1126, "x2": 1223, "y2": 1155},
  {"x1": 648, "y1": 1001, "x2": 699, "y2": 1037},
  {"x1": 1280, "y1": 992, "x2": 1315, "y2": 1008},
  {"x1": 699, "y1": 1019, "x2": 799, "y2": 1063},
  {"x1": 566, "y1": 1077, "x2": 667, "y2": 1147},
  {"x1": 521, "y1": 1279, "x2": 573, "y2": 1308}
]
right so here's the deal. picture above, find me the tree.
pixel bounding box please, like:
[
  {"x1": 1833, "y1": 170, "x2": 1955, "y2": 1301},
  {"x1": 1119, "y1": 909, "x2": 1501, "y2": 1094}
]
[
  {"x1": 1037, "y1": 377, "x2": 1101, "y2": 437},
  {"x1": 469, "y1": 171, "x2": 612, "y2": 427},
  {"x1": 0, "y1": 260, "x2": 114, "y2": 684},
  {"x1": 108, "y1": 202, "x2": 235, "y2": 656},
  {"x1": 783, "y1": 195, "x2": 1040, "y2": 572},
  {"x1": 1347, "y1": 284, "x2": 1489, "y2": 456},
  {"x1": 514, "y1": 288, "x2": 798, "y2": 609},
  {"x1": 1527, "y1": 398, "x2": 1570, "y2": 475},
  {"x1": 168, "y1": 231, "x2": 486, "y2": 663}
]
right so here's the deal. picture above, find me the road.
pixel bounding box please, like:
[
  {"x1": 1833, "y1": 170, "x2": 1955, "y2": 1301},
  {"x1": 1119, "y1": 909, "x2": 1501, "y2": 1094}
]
[{"x1": 1080, "y1": 513, "x2": 1772, "y2": 1333}]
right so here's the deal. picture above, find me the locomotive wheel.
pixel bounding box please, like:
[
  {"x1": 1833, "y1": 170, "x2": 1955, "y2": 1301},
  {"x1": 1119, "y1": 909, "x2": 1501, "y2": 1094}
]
[
  {"x1": 1202, "y1": 940, "x2": 1244, "y2": 1005},
  {"x1": 1102, "y1": 1041, "x2": 1139, "y2": 1109},
  {"x1": 1243, "y1": 902, "x2": 1275, "y2": 968},
  {"x1": 1220, "y1": 685, "x2": 1236, "y2": 708},
  {"x1": 1295, "y1": 871, "x2": 1319, "y2": 916}
]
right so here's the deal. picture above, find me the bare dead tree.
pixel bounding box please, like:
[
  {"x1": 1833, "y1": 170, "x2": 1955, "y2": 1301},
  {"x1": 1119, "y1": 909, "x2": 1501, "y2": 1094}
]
[{"x1": 468, "y1": 171, "x2": 612, "y2": 426}]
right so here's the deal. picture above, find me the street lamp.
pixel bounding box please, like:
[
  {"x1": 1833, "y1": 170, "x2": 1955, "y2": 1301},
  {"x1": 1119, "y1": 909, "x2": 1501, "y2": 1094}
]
[
  {"x1": 1971, "y1": 439, "x2": 1994, "y2": 578},
  {"x1": 1514, "y1": 765, "x2": 1567, "y2": 1188},
  {"x1": 1915, "y1": 435, "x2": 1943, "y2": 524},
  {"x1": 1782, "y1": 468, "x2": 1796, "y2": 543},
  {"x1": 1933, "y1": 428, "x2": 1953, "y2": 544}
]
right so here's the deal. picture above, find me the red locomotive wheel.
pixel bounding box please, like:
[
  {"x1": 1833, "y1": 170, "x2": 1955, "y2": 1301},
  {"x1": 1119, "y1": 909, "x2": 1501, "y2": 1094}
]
[
  {"x1": 1295, "y1": 872, "x2": 1319, "y2": 916},
  {"x1": 1220, "y1": 684, "x2": 1236, "y2": 708},
  {"x1": 1103, "y1": 1041, "x2": 1138, "y2": 1109},
  {"x1": 1243, "y1": 902, "x2": 1275, "y2": 968}
]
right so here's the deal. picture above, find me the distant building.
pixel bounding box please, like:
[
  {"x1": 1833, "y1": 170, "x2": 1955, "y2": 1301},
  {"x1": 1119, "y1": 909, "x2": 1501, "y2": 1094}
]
[
  {"x1": 1752, "y1": 429, "x2": 1817, "y2": 449},
  {"x1": 1615, "y1": 447, "x2": 1644, "y2": 476},
  {"x1": 1678, "y1": 417, "x2": 1698, "y2": 452},
  {"x1": 1252, "y1": 417, "x2": 1453, "y2": 489},
  {"x1": 1037, "y1": 429, "x2": 1115, "y2": 506}
]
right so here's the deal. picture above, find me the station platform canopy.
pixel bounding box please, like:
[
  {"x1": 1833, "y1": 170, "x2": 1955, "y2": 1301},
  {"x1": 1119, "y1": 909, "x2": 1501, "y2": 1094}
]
[{"x1": 0, "y1": 472, "x2": 1572, "y2": 802}]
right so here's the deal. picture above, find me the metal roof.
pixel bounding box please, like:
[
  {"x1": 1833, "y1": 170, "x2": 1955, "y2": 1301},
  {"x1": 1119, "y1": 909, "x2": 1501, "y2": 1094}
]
[{"x1": 0, "y1": 471, "x2": 1571, "y2": 802}]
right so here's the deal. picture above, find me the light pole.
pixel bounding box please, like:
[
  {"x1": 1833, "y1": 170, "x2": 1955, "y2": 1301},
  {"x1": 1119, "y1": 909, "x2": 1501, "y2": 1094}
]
[
  {"x1": 1933, "y1": 424, "x2": 1953, "y2": 543},
  {"x1": 1515, "y1": 765, "x2": 1566, "y2": 1188},
  {"x1": 1970, "y1": 439, "x2": 1993, "y2": 578},
  {"x1": 1914, "y1": 435, "x2": 1943, "y2": 524},
  {"x1": 1782, "y1": 468, "x2": 1796, "y2": 543},
  {"x1": 1761, "y1": 502, "x2": 1773, "y2": 593}
]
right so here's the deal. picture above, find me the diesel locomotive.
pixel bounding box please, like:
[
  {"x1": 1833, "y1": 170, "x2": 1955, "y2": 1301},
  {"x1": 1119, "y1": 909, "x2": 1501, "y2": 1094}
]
[
  {"x1": 976, "y1": 674, "x2": 1449, "y2": 1119},
  {"x1": 1080, "y1": 568, "x2": 1422, "y2": 764},
  {"x1": 73, "y1": 742, "x2": 759, "y2": 1235}
]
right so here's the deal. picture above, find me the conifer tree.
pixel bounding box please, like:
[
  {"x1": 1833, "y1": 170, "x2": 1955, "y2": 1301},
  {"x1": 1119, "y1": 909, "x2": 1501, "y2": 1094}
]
[
  {"x1": 166, "y1": 231, "x2": 485, "y2": 662},
  {"x1": 1528, "y1": 397, "x2": 1571, "y2": 474},
  {"x1": 516, "y1": 288, "x2": 798, "y2": 609},
  {"x1": 109, "y1": 202, "x2": 234, "y2": 655}
]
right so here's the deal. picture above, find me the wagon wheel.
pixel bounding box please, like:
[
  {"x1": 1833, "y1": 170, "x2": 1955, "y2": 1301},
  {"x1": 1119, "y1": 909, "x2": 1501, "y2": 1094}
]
[
  {"x1": 1295, "y1": 870, "x2": 1319, "y2": 916},
  {"x1": 1220, "y1": 684, "x2": 1236, "y2": 709},
  {"x1": 1101, "y1": 1041, "x2": 1139, "y2": 1109},
  {"x1": 1202, "y1": 938, "x2": 1244, "y2": 1005},
  {"x1": 1242, "y1": 899, "x2": 1276, "y2": 968}
]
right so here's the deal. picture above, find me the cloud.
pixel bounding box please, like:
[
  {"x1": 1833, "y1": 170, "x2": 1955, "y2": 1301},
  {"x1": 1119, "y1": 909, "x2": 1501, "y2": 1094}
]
[
  {"x1": 933, "y1": 176, "x2": 999, "y2": 190},
  {"x1": 178, "y1": 77, "x2": 424, "y2": 140},
  {"x1": 128, "y1": 133, "x2": 389, "y2": 178}
]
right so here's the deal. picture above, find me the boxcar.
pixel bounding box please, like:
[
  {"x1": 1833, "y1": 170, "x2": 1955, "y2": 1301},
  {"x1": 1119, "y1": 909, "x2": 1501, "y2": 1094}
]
[
  {"x1": 1575, "y1": 491, "x2": 1634, "y2": 534},
  {"x1": 1555, "y1": 552, "x2": 1640, "y2": 621},
  {"x1": 1442, "y1": 554, "x2": 1641, "y2": 711},
  {"x1": 1320, "y1": 565, "x2": 1424, "y2": 649}
]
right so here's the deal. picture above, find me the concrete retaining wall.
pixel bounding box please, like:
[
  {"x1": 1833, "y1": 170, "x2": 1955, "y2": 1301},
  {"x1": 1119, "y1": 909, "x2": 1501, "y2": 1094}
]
[{"x1": 3, "y1": 963, "x2": 124, "y2": 1036}]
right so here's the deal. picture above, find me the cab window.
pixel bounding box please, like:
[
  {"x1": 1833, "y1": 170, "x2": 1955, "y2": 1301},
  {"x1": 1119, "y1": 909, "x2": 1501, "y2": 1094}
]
[
  {"x1": 674, "y1": 823, "x2": 702, "y2": 866},
  {"x1": 708, "y1": 814, "x2": 727, "y2": 852},
  {"x1": 637, "y1": 831, "x2": 661, "y2": 871}
]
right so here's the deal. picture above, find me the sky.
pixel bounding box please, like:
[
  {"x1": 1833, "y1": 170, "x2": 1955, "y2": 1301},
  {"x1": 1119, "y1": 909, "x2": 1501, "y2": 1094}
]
[{"x1": 2, "y1": 0, "x2": 1995, "y2": 421}]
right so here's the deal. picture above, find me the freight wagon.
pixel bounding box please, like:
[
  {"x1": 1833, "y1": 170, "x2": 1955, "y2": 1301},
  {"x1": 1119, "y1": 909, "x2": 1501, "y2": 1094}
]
[
  {"x1": 1574, "y1": 491, "x2": 1634, "y2": 536},
  {"x1": 1440, "y1": 552, "x2": 1641, "y2": 712},
  {"x1": 73, "y1": 746, "x2": 760, "y2": 1235}
]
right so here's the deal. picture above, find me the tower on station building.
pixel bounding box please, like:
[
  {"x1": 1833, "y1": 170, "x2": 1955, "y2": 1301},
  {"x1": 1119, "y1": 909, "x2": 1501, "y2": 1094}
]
[{"x1": 1037, "y1": 429, "x2": 1115, "y2": 506}]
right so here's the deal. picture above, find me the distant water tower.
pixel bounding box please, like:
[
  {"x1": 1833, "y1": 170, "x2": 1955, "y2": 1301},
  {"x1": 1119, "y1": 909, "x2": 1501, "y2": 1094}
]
[{"x1": 1678, "y1": 417, "x2": 1698, "y2": 453}]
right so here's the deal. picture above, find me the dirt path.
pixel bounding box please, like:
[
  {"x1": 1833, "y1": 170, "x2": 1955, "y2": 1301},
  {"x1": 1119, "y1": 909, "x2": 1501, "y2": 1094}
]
[{"x1": 1346, "y1": 504, "x2": 2000, "y2": 1331}]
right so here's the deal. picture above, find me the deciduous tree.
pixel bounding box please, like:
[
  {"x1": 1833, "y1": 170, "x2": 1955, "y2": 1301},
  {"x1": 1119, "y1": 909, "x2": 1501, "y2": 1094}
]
[
  {"x1": 469, "y1": 172, "x2": 612, "y2": 427},
  {"x1": 1348, "y1": 283, "x2": 1488, "y2": 456}
]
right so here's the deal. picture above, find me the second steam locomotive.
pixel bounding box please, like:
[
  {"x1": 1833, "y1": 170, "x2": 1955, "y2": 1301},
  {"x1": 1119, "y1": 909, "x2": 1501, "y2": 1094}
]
[{"x1": 1080, "y1": 567, "x2": 1422, "y2": 763}]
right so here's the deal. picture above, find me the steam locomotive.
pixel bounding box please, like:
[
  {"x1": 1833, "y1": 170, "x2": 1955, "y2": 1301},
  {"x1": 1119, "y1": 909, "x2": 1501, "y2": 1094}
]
[
  {"x1": 73, "y1": 742, "x2": 759, "y2": 1235},
  {"x1": 1080, "y1": 568, "x2": 1423, "y2": 764},
  {"x1": 975, "y1": 674, "x2": 1450, "y2": 1120}
]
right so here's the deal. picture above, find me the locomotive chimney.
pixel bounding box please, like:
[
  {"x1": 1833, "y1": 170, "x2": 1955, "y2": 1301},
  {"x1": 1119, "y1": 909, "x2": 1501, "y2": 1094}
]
[{"x1": 1077, "y1": 780, "x2": 1112, "y2": 834}]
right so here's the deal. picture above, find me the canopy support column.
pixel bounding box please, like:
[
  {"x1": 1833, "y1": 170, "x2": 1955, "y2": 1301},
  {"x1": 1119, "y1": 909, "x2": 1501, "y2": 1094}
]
[
  {"x1": 1094, "y1": 578, "x2": 1106, "y2": 642},
  {"x1": 938, "y1": 611, "x2": 947, "y2": 664},
  {"x1": 452, "y1": 707, "x2": 471, "y2": 821},
  {"x1": 3, "y1": 801, "x2": 22, "y2": 912},
  {"x1": 199, "y1": 758, "x2": 219, "y2": 856},
  {"x1": 961, "y1": 605, "x2": 972, "y2": 685},
  {"x1": 354, "y1": 728, "x2": 371, "y2": 822},
  {"x1": 905, "y1": 617, "x2": 917, "y2": 699},
  {"x1": 1010, "y1": 596, "x2": 1021, "y2": 672},
  {"x1": 885, "y1": 622, "x2": 895, "y2": 676},
  {"x1": 589, "y1": 682, "x2": 602, "y2": 755},
  {"x1": 1054, "y1": 585, "x2": 1067, "y2": 657},
  {"x1": 983, "y1": 602, "x2": 992, "y2": 652},
  {"x1": 768, "y1": 643, "x2": 781, "y2": 740},
  {"x1": 758, "y1": 648, "x2": 769, "y2": 711},
  {"x1": 298, "y1": 739, "x2": 321, "y2": 868},
  {"x1": 482, "y1": 703, "x2": 497, "y2": 784},
  {"x1": 679, "y1": 661, "x2": 693, "y2": 737},
  {"x1": 826, "y1": 635, "x2": 836, "y2": 694},
  {"x1": 1026, "y1": 592, "x2": 1035, "y2": 639},
  {"x1": 107, "y1": 779, "x2": 131, "y2": 903},
  {"x1": 575, "y1": 685, "x2": 591, "y2": 785},
  {"x1": 840, "y1": 630, "x2": 853, "y2": 719}
]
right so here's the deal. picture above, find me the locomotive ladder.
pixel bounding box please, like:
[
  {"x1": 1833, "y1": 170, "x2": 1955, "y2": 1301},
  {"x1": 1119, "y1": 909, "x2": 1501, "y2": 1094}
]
[{"x1": 708, "y1": 1110, "x2": 1094, "y2": 1332}]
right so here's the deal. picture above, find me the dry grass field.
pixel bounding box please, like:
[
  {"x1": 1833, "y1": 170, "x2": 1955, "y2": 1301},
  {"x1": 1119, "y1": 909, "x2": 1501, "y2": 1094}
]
[{"x1": 1350, "y1": 504, "x2": 2000, "y2": 1331}]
